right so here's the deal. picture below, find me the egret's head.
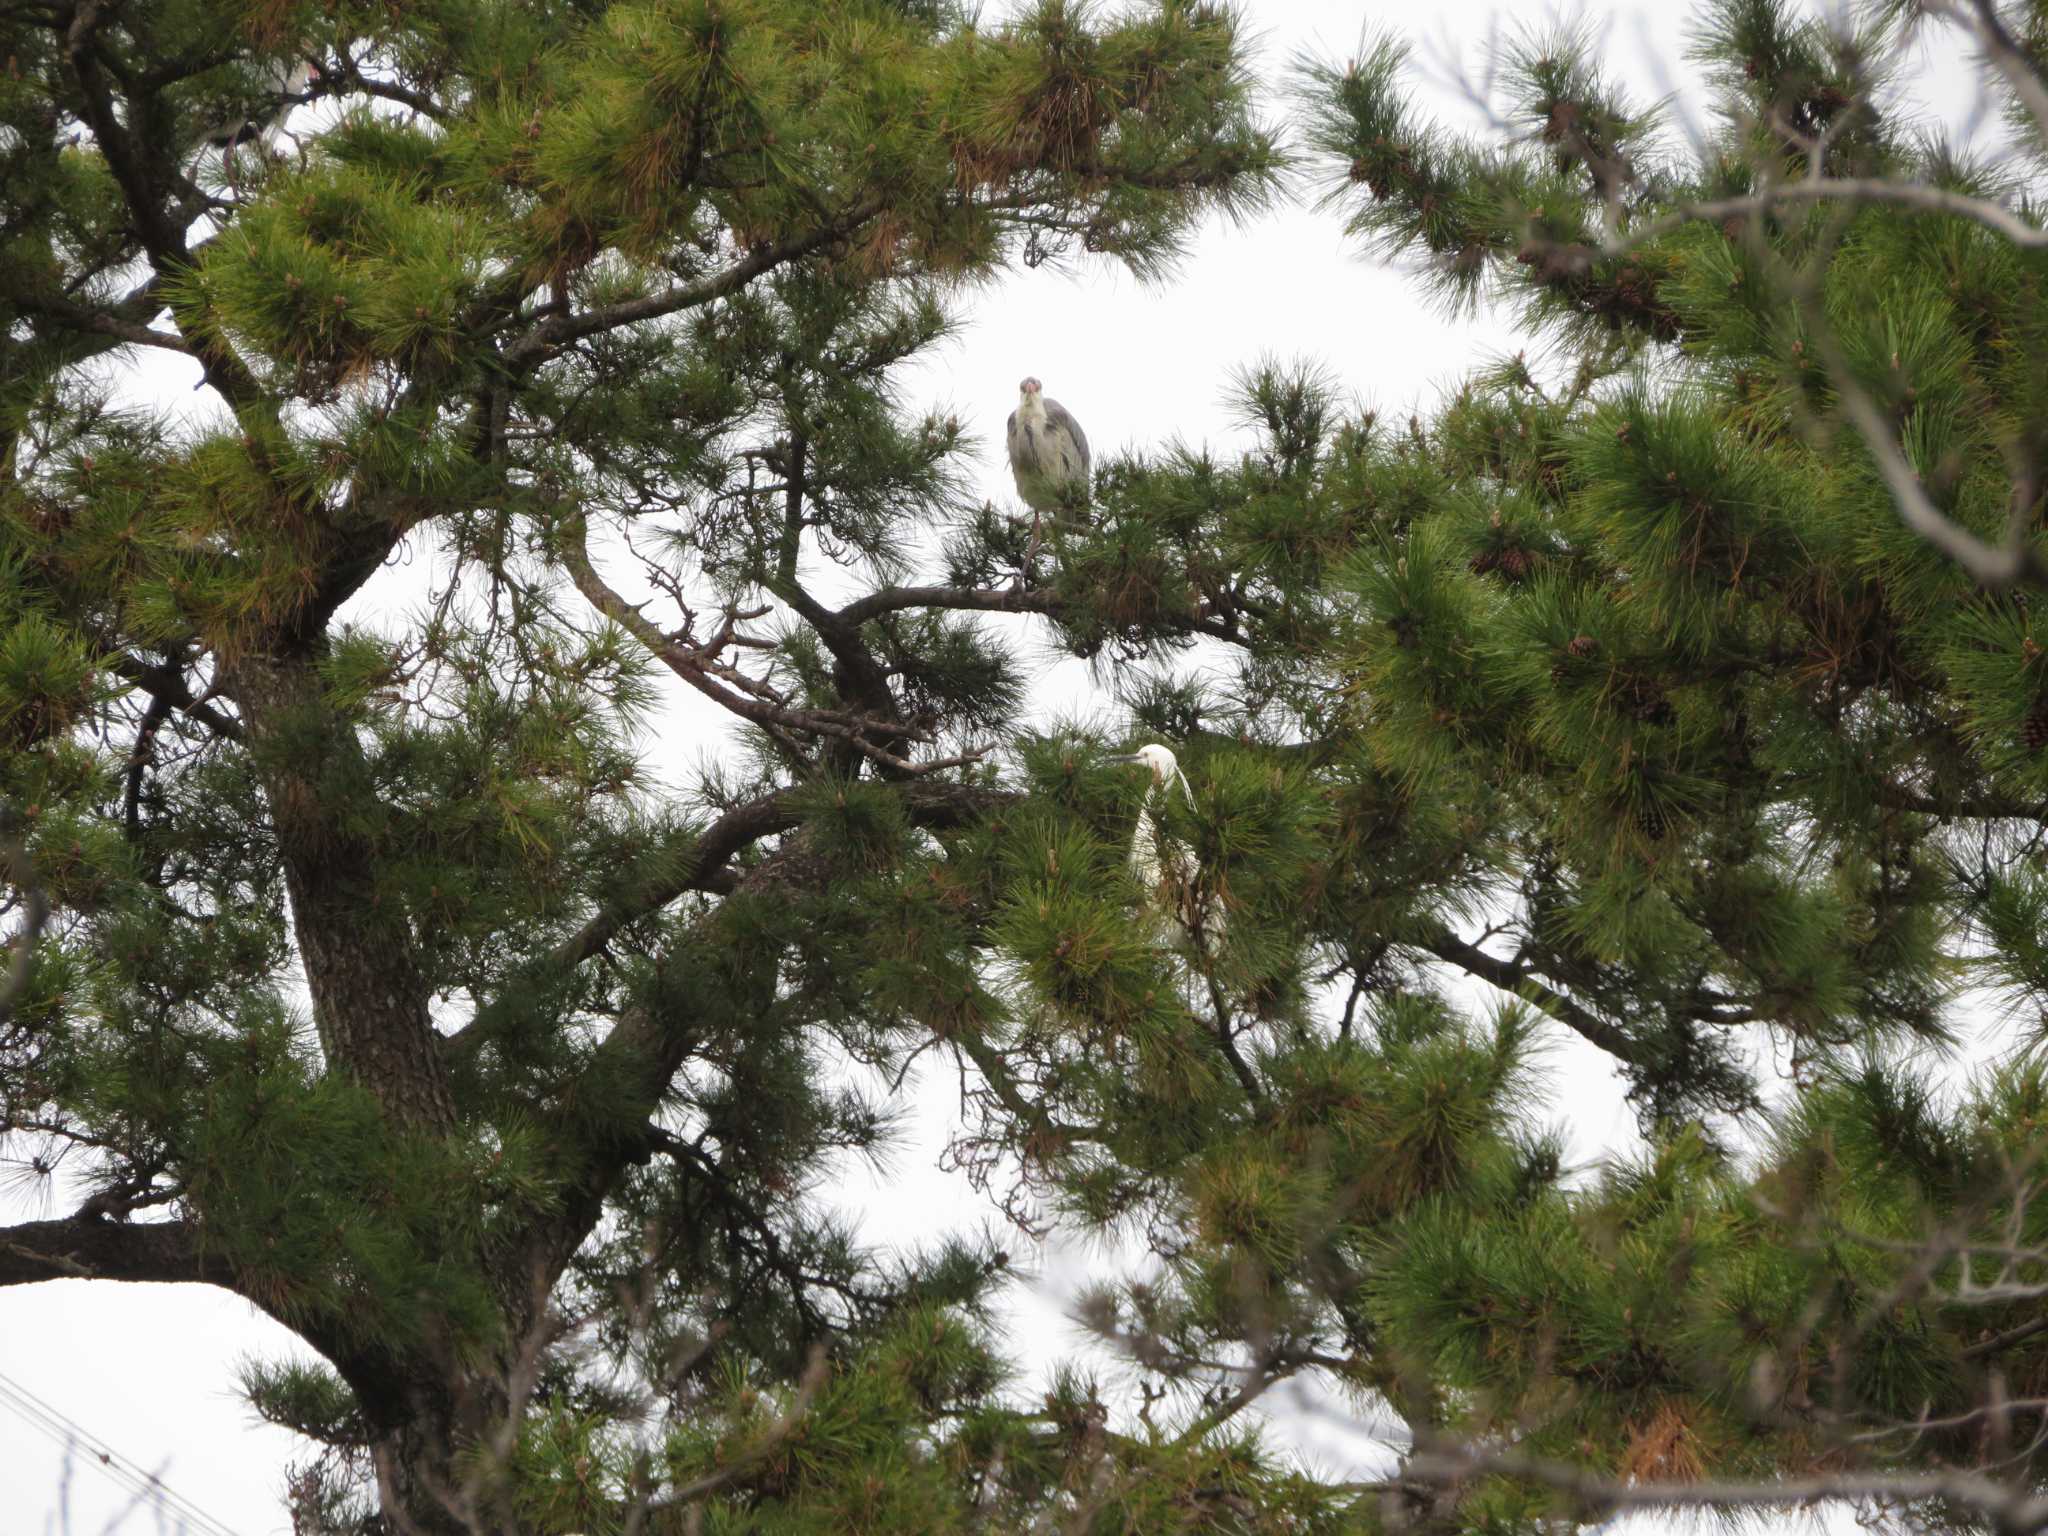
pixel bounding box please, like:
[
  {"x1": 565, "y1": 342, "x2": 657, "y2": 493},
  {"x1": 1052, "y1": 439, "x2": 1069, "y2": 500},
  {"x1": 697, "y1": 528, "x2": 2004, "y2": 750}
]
[
  {"x1": 1109, "y1": 743, "x2": 1179, "y2": 786},
  {"x1": 1018, "y1": 376, "x2": 1043, "y2": 406}
]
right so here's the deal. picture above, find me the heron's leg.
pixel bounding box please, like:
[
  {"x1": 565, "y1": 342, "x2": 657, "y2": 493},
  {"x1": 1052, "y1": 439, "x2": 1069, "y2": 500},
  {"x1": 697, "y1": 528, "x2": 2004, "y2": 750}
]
[{"x1": 1007, "y1": 509, "x2": 1049, "y2": 592}]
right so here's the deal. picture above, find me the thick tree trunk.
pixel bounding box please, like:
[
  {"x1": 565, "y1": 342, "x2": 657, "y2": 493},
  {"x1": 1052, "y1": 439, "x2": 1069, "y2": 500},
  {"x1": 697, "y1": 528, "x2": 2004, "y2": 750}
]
[
  {"x1": 229, "y1": 651, "x2": 503, "y2": 1526},
  {"x1": 228, "y1": 651, "x2": 458, "y2": 1136},
  {"x1": 370, "y1": 1374, "x2": 519, "y2": 1536},
  {"x1": 310, "y1": 1319, "x2": 535, "y2": 1536}
]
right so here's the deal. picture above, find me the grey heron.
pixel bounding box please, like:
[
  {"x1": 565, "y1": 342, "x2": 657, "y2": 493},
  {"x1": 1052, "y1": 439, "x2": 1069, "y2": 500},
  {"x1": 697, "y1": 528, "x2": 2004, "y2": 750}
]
[
  {"x1": 1006, "y1": 377, "x2": 1090, "y2": 511},
  {"x1": 1006, "y1": 378, "x2": 1089, "y2": 567}
]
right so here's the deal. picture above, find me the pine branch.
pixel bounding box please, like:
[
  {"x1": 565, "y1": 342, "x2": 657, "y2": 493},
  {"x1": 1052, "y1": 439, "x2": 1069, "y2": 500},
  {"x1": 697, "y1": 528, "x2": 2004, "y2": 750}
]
[
  {"x1": 1964, "y1": 1316, "x2": 2048, "y2": 1361},
  {"x1": 0, "y1": 1212, "x2": 229, "y2": 1288},
  {"x1": 120, "y1": 691, "x2": 172, "y2": 841},
  {"x1": 58, "y1": 1, "x2": 270, "y2": 413},
  {"x1": 1806, "y1": 302, "x2": 2048, "y2": 590},
  {"x1": 441, "y1": 794, "x2": 806, "y2": 1063},
  {"x1": 643, "y1": 1126, "x2": 836, "y2": 1339},
  {"x1": 500, "y1": 199, "x2": 887, "y2": 369},
  {"x1": 642, "y1": 1348, "x2": 828, "y2": 1513},
  {"x1": 1602, "y1": 179, "x2": 2048, "y2": 254},
  {"x1": 8, "y1": 289, "x2": 197, "y2": 355},
  {"x1": 1411, "y1": 921, "x2": 1654, "y2": 1070},
  {"x1": 60, "y1": 1, "x2": 189, "y2": 265},
  {"x1": 835, "y1": 581, "x2": 1249, "y2": 645},
  {"x1": 102, "y1": 653, "x2": 242, "y2": 741},
  {"x1": 1870, "y1": 782, "x2": 2047, "y2": 820},
  {"x1": 561, "y1": 515, "x2": 975, "y2": 773},
  {"x1": 835, "y1": 584, "x2": 1064, "y2": 626},
  {"x1": 1406, "y1": 1439, "x2": 2048, "y2": 1532},
  {"x1": 765, "y1": 431, "x2": 898, "y2": 742},
  {"x1": 321, "y1": 52, "x2": 452, "y2": 123},
  {"x1": 444, "y1": 780, "x2": 1014, "y2": 1062}
]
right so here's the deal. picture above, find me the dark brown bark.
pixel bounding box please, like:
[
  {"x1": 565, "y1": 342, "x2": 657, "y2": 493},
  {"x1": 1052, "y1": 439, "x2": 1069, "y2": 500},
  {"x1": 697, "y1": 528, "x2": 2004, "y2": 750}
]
[
  {"x1": 227, "y1": 651, "x2": 457, "y2": 1136},
  {"x1": 0, "y1": 1211, "x2": 230, "y2": 1286},
  {"x1": 365, "y1": 1360, "x2": 523, "y2": 1536}
]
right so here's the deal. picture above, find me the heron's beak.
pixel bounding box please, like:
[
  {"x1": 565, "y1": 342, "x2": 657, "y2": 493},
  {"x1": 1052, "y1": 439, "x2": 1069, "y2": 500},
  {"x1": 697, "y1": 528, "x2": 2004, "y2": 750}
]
[{"x1": 1104, "y1": 753, "x2": 1145, "y2": 765}]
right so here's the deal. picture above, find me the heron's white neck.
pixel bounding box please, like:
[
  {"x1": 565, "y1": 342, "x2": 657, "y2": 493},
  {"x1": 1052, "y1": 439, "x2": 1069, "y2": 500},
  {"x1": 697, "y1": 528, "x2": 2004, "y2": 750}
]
[
  {"x1": 1017, "y1": 392, "x2": 1046, "y2": 426},
  {"x1": 1146, "y1": 767, "x2": 1192, "y2": 803}
]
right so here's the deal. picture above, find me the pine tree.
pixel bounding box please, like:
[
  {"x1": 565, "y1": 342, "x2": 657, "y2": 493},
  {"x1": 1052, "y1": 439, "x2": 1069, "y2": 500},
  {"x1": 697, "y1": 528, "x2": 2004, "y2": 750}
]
[
  {"x1": 0, "y1": 2, "x2": 1329, "y2": 1530},
  {"x1": 1202, "y1": 0, "x2": 2048, "y2": 1528},
  {"x1": 19, "y1": 0, "x2": 2048, "y2": 1532}
]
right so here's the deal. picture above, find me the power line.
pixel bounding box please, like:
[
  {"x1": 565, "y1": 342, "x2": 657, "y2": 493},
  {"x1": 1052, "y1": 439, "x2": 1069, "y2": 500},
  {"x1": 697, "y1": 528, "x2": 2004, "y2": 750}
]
[
  {"x1": 0, "y1": 1370, "x2": 244, "y2": 1536},
  {"x1": 0, "y1": 1366, "x2": 246, "y2": 1536}
]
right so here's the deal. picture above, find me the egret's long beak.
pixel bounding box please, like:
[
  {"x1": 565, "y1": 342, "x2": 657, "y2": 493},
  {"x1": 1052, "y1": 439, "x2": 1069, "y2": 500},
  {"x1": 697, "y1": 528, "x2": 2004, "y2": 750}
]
[{"x1": 1104, "y1": 753, "x2": 1145, "y2": 765}]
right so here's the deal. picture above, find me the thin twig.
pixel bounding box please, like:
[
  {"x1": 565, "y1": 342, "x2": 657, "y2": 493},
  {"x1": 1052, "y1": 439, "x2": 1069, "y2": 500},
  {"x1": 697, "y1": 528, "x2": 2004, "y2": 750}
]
[{"x1": 643, "y1": 1347, "x2": 829, "y2": 1512}]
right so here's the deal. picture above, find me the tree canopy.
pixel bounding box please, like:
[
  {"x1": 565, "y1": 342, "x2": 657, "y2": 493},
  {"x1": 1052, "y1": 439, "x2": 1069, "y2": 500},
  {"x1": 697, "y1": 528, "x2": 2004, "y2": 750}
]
[{"x1": 14, "y1": 0, "x2": 2048, "y2": 1532}]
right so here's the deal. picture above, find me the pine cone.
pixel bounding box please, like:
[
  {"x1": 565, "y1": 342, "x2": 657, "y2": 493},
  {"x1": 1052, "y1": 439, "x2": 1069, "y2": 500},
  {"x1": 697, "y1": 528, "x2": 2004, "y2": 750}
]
[
  {"x1": 2024, "y1": 698, "x2": 2048, "y2": 754},
  {"x1": 1468, "y1": 550, "x2": 1500, "y2": 576},
  {"x1": 1499, "y1": 547, "x2": 1532, "y2": 580},
  {"x1": 1637, "y1": 800, "x2": 1670, "y2": 840},
  {"x1": 1567, "y1": 634, "x2": 1598, "y2": 658}
]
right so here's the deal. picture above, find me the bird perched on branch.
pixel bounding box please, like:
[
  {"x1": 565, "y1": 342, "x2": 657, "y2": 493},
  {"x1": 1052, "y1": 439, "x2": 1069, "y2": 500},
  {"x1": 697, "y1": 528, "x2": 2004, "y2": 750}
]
[
  {"x1": 1006, "y1": 377, "x2": 1090, "y2": 512},
  {"x1": 1111, "y1": 741, "x2": 1229, "y2": 948},
  {"x1": 1108, "y1": 742, "x2": 1194, "y2": 896},
  {"x1": 1007, "y1": 377, "x2": 1089, "y2": 563},
  {"x1": 194, "y1": 58, "x2": 320, "y2": 182}
]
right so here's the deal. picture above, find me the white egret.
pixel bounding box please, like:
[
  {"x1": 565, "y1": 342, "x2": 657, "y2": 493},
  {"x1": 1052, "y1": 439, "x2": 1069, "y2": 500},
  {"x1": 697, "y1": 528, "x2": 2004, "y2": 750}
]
[
  {"x1": 195, "y1": 58, "x2": 320, "y2": 182},
  {"x1": 1107, "y1": 742, "x2": 1194, "y2": 897}
]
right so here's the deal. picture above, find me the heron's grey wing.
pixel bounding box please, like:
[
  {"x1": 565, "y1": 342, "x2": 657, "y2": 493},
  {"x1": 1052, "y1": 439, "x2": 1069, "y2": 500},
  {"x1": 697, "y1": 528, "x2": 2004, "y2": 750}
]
[
  {"x1": 1044, "y1": 398, "x2": 1090, "y2": 473},
  {"x1": 1006, "y1": 408, "x2": 1022, "y2": 466}
]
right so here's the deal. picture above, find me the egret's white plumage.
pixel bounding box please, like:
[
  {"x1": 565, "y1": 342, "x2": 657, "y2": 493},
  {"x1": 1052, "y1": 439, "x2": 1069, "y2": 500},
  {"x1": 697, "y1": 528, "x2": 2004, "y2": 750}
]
[
  {"x1": 1006, "y1": 377, "x2": 1090, "y2": 513},
  {"x1": 196, "y1": 58, "x2": 319, "y2": 173},
  {"x1": 1111, "y1": 743, "x2": 1194, "y2": 896}
]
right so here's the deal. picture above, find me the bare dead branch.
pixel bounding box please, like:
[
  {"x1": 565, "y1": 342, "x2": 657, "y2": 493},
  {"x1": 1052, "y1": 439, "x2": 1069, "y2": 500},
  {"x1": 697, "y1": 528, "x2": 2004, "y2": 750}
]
[
  {"x1": 1807, "y1": 321, "x2": 2048, "y2": 589},
  {"x1": 1924, "y1": 0, "x2": 2048, "y2": 151},
  {"x1": 561, "y1": 513, "x2": 988, "y2": 773}
]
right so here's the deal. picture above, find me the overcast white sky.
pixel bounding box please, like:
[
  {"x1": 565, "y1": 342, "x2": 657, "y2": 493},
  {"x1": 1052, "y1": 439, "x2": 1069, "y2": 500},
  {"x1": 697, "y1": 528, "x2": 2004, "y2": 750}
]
[{"x1": 0, "y1": 4, "x2": 1994, "y2": 1533}]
